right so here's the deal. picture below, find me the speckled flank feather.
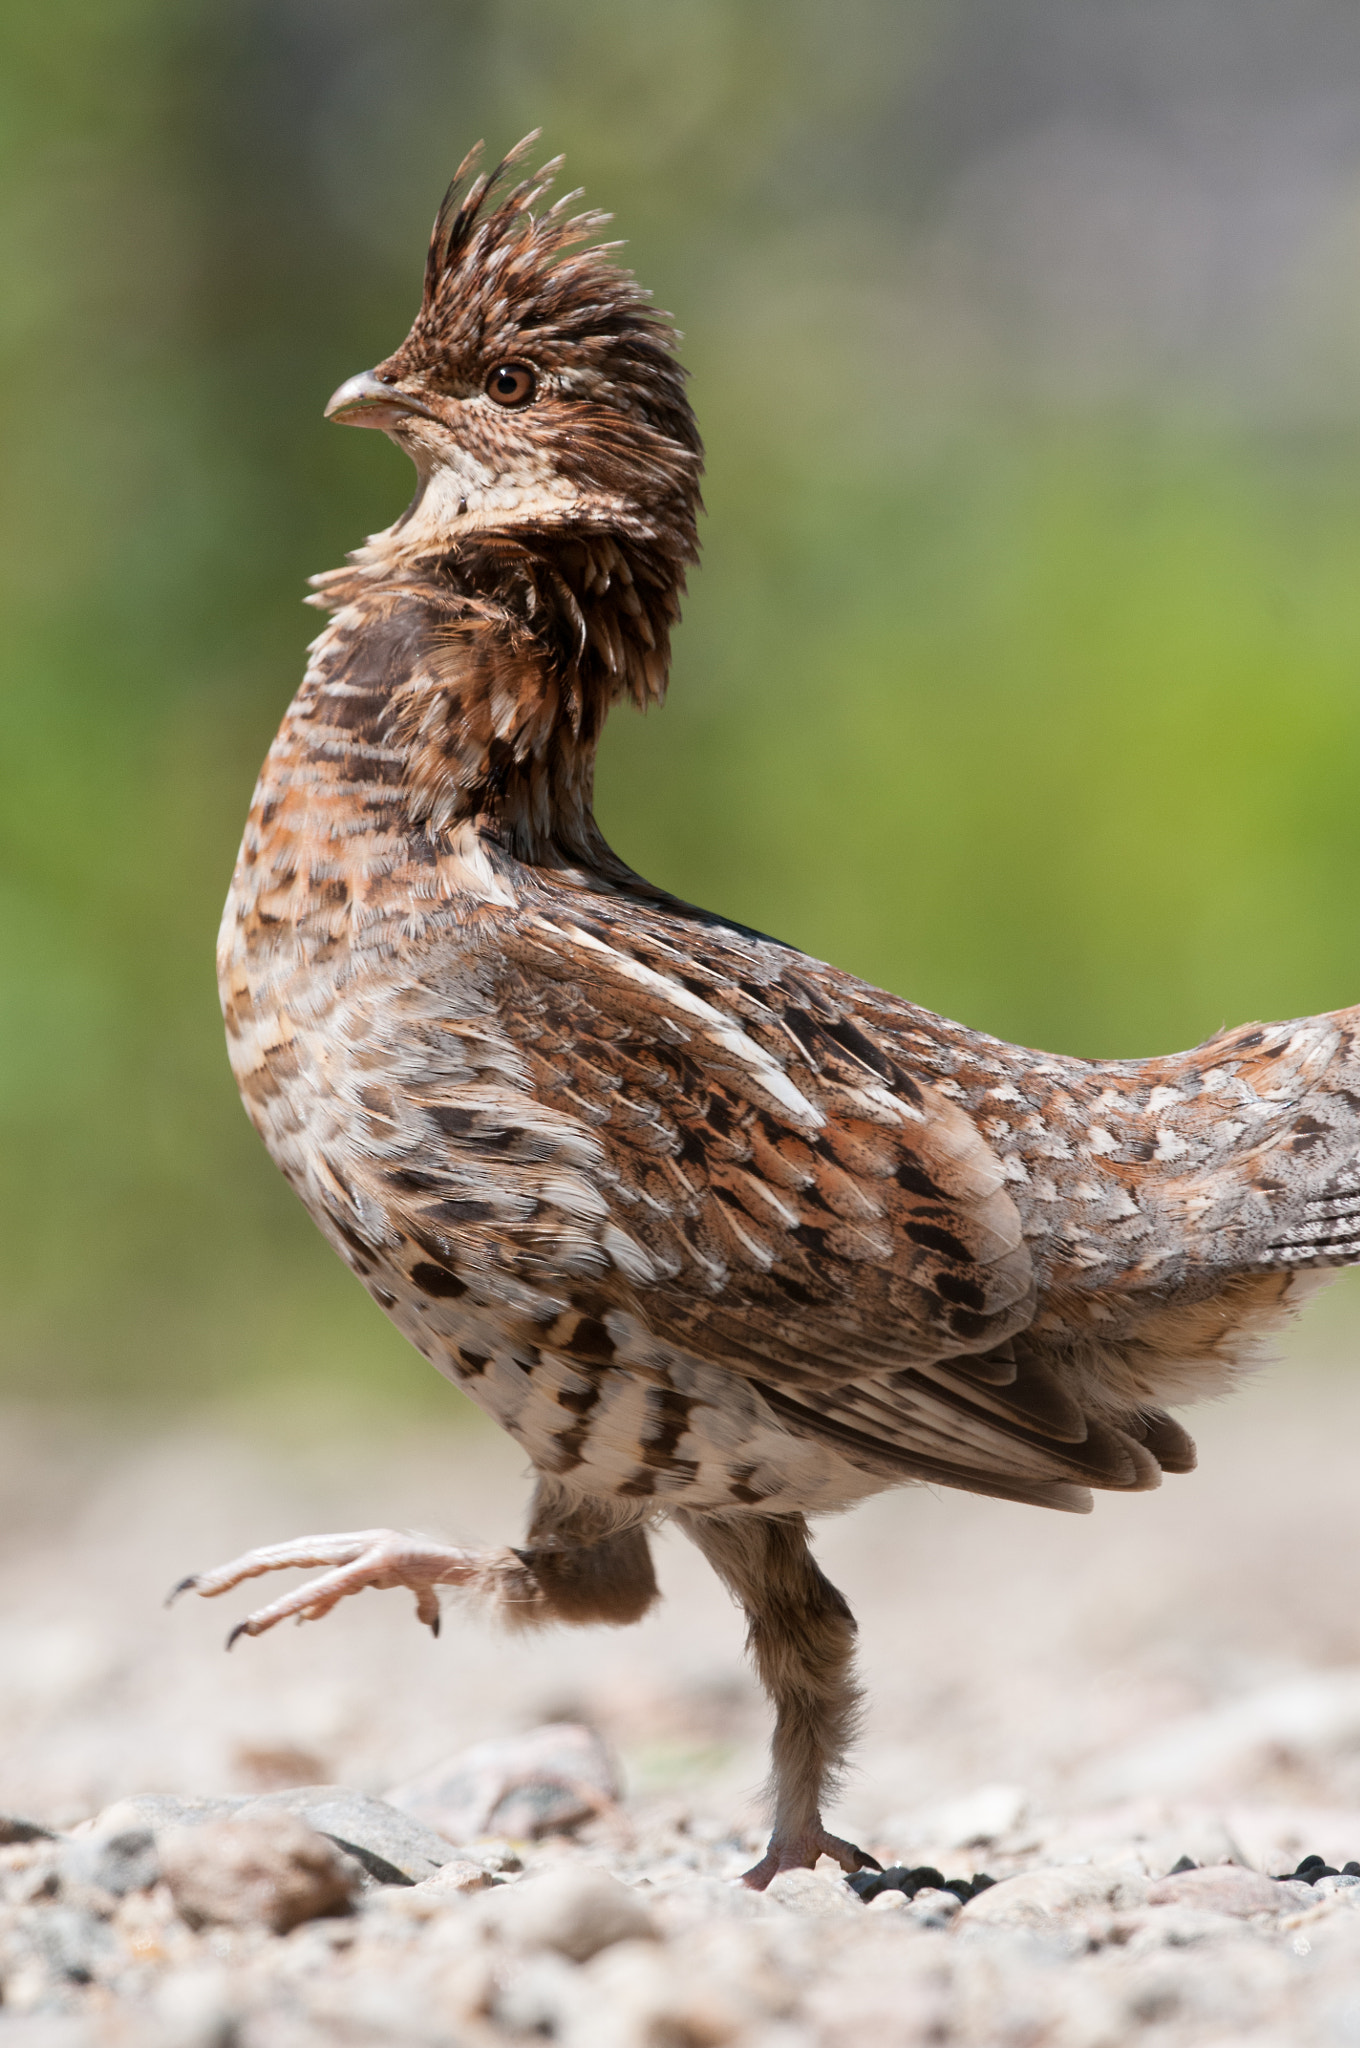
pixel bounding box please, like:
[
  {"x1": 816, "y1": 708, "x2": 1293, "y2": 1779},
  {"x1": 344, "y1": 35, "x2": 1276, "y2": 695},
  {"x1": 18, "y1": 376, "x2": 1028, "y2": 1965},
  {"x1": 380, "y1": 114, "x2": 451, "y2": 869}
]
[{"x1": 207, "y1": 141, "x2": 1360, "y2": 1885}]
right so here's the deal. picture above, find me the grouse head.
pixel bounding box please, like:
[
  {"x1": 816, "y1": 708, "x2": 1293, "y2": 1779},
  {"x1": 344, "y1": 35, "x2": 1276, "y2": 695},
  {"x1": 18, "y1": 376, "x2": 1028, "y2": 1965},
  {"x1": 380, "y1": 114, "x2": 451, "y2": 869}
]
[{"x1": 327, "y1": 137, "x2": 703, "y2": 582}]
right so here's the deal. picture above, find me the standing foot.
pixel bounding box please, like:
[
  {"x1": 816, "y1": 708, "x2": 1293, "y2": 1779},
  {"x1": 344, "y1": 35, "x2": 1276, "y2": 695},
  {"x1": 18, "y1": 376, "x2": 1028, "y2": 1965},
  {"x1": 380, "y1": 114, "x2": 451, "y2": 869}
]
[
  {"x1": 166, "y1": 1529, "x2": 476, "y2": 1643},
  {"x1": 740, "y1": 1823, "x2": 882, "y2": 1891}
]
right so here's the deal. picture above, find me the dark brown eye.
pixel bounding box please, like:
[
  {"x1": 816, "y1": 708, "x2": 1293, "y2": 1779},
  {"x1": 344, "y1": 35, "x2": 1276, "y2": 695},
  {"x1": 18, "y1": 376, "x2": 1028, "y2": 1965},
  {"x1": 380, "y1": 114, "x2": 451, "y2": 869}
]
[{"x1": 484, "y1": 362, "x2": 536, "y2": 408}]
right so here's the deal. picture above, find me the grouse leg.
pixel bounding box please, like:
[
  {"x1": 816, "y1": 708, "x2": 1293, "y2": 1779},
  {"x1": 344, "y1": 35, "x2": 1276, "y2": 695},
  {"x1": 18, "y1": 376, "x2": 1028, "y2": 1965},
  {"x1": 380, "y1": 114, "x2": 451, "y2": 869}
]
[
  {"x1": 675, "y1": 1509, "x2": 879, "y2": 1889},
  {"x1": 170, "y1": 1480, "x2": 659, "y2": 1644}
]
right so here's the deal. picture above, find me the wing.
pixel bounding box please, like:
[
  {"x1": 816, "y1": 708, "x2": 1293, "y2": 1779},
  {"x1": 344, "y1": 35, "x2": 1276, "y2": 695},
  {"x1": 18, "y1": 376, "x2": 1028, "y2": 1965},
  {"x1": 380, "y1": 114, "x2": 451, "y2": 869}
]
[
  {"x1": 376, "y1": 897, "x2": 1190, "y2": 1509},
  {"x1": 489, "y1": 900, "x2": 1034, "y2": 1379}
]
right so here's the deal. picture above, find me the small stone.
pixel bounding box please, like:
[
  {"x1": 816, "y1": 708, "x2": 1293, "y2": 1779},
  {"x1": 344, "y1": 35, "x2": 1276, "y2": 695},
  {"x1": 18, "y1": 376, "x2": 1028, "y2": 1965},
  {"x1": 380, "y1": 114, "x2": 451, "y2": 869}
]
[
  {"x1": 244, "y1": 1786, "x2": 456, "y2": 1884},
  {"x1": 0, "y1": 1817, "x2": 55, "y2": 1846},
  {"x1": 905, "y1": 1886, "x2": 963, "y2": 1927},
  {"x1": 764, "y1": 1867, "x2": 861, "y2": 1917},
  {"x1": 1147, "y1": 1865, "x2": 1301, "y2": 1918},
  {"x1": 159, "y1": 1810, "x2": 359, "y2": 1934},
  {"x1": 411, "y1": 1857, "x2": 498, "y2": 1895},
  {"x1": 477, "y1": 1866, "x2": 658, "y2": 1962},
  {"x1": 957, "y1": 1863, "x2": 1150, "y2": 1929},
  {"x1": 0, "y1": 1840, "x2": 61, "y2": 1906},
  {"x1": 385, "y1": 1721, "x2": 620, "y2": 1843},
  {"x1": 59, "y1": 1824, "x2": 159, "y2": 1899},
  {"x1": 25, "y1": 1902, "x2": 117, "y2": 1986},
  {"x1": 866, "y1": 1887, "x2": 911, "y2": 1912},
  {"x1": 473, "y1": 1840, "x2": 524, "y2": 1874},
  {"x1": 369, "y1": 1856, "x2": 501, "y2": 1920}
]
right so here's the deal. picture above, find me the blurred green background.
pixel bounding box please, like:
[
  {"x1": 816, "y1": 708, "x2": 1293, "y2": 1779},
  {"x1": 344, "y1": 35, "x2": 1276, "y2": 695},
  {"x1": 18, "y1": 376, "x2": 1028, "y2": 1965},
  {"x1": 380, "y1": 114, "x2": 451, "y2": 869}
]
[{"x1": 7, "y1": 0, "x2": 1360, "y2": 1406}]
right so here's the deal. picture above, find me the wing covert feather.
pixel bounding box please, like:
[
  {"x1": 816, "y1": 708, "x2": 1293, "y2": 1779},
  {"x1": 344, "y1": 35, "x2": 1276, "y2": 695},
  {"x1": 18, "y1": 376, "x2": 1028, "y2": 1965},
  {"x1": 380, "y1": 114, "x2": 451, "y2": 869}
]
[{"x1": 489, "y1": 907, "x2": 1035, "y2": 1384}]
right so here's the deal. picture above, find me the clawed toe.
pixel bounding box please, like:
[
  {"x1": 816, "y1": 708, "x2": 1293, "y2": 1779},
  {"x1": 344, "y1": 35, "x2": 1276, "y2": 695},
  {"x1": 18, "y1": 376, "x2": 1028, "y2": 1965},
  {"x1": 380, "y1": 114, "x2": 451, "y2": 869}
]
[
  {"x1": 166, "y1": 1529, "x2": 474, "y2": 1645},
  {"x1": 740, "y1": 1826, "x2": 882, "y2": 1891}
]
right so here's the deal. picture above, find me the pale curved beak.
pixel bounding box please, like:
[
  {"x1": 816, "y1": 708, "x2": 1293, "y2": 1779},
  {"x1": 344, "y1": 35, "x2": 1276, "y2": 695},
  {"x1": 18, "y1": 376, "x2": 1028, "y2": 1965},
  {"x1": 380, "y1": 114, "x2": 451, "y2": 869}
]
[{"x1": 324, "y1": 371, "x2": 438, "y2": 429}]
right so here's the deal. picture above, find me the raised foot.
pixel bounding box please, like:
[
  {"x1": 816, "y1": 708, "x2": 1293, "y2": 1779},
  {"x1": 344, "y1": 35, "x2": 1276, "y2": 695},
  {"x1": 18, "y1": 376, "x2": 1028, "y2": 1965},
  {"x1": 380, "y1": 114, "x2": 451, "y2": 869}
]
[
  {"x1": 166, "y1": 1529, "x2": 476, "y2": 1645},
  {"x1": 740, "y1": 1824, "x2": 882, "y2": 1891}
]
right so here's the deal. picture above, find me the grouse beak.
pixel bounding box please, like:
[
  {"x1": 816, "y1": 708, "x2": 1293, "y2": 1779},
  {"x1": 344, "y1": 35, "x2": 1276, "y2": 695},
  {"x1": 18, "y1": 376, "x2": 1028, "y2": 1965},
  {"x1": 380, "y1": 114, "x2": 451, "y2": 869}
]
[{"x1": 324, "y1": 371, "x2": 438, "y2": 430}]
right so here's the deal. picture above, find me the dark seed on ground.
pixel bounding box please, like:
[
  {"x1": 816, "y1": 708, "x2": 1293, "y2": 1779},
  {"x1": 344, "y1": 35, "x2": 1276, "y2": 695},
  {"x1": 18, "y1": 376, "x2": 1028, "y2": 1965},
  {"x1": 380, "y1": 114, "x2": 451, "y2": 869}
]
[
  {"x1": 1276, "y1": 1854, "x2": 1351, "y2": 1883},
  {"x1": 1168, "y1": 1855, "x2": 1198, "y2": 1874},
  {"x1": 846, "y1": 1863, "x2": 996, "y2": 1904}
]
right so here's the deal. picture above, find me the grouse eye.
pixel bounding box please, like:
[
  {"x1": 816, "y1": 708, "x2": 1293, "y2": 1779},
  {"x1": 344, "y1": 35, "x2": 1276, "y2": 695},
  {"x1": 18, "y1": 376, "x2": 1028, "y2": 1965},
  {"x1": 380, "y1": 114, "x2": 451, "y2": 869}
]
[{"x1": 484, "y1": 362, "x2": 536, "y2": 408}]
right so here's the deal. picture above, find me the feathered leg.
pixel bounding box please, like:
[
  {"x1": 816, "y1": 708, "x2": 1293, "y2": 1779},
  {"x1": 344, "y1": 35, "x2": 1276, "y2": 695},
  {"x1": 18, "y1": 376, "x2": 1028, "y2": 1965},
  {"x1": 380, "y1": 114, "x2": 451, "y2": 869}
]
[
  {"x1": 170, "y1": 1478, "x2": 658, "y2": 1642},
  {"x1": 675, "y1": 1510, "x2": 878, "y2": 1890}
]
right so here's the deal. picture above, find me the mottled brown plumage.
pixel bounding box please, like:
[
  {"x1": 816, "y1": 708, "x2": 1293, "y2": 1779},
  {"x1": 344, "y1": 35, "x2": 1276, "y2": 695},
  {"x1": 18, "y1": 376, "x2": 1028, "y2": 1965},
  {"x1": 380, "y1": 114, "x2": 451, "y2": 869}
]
[{"x1": 178, "y1": 138, "x2": 1360, "y2": 1886}]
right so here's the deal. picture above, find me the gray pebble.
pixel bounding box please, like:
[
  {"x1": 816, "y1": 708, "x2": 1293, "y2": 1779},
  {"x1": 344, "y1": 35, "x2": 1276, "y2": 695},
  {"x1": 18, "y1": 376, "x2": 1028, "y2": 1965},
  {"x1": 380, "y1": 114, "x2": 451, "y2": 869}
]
[
  {"x1": 58, "y1": 1825, "x2": 158, "y2": 1900},
  {"x1": 3, "y1": 1901, "x2": 116, "y2": 1990},
  {"x1": 243, "y1": 1786, "x2": 457, "y2": 1885}
]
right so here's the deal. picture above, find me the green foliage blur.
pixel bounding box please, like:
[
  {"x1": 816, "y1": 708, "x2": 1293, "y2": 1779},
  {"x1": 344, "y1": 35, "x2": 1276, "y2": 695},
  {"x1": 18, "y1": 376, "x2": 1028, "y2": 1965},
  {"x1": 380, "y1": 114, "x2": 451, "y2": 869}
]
[{"x1": 5, "y1": 0, "x2": 1360, "y2": 1403}]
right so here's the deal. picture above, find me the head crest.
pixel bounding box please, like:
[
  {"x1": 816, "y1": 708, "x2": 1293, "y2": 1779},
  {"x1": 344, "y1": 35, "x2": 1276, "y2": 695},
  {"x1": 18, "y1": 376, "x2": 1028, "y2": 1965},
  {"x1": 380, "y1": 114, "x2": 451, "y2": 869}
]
[{"x1": 383, "y1": 136, "x2": 698, "y2": 453}]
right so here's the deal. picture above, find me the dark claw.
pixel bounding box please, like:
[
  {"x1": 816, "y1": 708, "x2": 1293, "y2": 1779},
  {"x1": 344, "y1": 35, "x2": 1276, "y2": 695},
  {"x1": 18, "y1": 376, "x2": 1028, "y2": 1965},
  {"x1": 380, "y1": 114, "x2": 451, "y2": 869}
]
[
  {"x1": 427, "y1": 1612, "x2": 441, "y2": 1638},
  {"x1": 225, "y1": 1620, "x2": 252, "y2": 1651},
  {"x1": 165, "y1": 1574, "x2": 199, "y2": 1608}
]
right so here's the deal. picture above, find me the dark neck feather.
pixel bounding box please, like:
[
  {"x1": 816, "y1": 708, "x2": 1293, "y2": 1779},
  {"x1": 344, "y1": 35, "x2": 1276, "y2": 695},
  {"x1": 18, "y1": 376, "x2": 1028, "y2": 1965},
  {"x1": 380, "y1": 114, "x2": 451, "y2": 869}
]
[{"x1": 302, "y1": 526, "x2": 686, "y2": 868}]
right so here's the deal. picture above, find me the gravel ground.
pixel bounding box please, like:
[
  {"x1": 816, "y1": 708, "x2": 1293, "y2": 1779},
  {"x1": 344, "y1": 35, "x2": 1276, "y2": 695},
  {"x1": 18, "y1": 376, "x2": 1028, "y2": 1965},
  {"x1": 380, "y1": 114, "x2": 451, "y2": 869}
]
[{"x1": 6, "y1": 1336, "x2": 1360, "y2": 2045}]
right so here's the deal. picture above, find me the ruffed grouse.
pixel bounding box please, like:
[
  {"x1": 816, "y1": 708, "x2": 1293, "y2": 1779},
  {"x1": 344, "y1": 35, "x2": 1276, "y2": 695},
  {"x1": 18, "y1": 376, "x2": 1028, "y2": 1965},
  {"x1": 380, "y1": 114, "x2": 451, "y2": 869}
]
[{"x1": 177, "y1": 139, "x2": 1360, "y2": 1887}]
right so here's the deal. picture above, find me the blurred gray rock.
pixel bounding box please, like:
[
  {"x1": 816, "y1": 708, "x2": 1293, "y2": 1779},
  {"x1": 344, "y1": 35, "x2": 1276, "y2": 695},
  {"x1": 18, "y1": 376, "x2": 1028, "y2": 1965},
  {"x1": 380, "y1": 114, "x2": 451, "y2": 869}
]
[
  {"x1": 1, "y1": 1901, "x2": 116, "y2": 1991},
  {"x1": 385, "y1": 1722, "x2": 620, "y2": 1844},
  {"x1": 477, "y1": 1866, "x2": 657, "y2": 1962},
  {"x1": 58, "y1": 1825, "x2": 158, "y2": 1900},
  {"x1": 243, "y1": 1786, "x2": 456, "y2": 1885},
  {"x1": 159, "y1": 1810, "x2": 359, "y2": 1933},
  {"x1": 957, "y1": 1862, "x2": 1149, "y2": 1930}
]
